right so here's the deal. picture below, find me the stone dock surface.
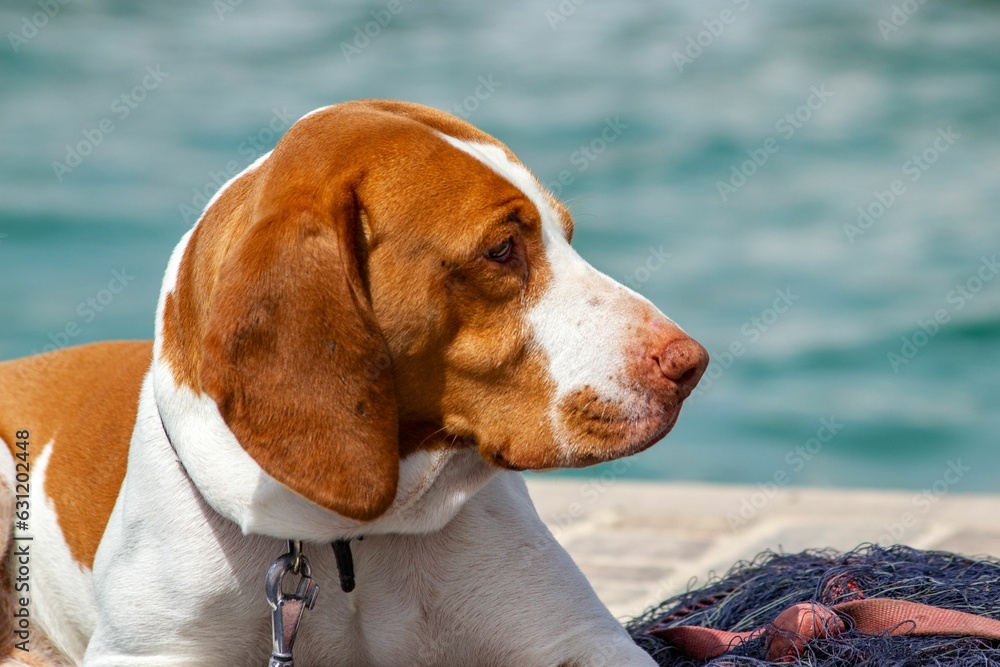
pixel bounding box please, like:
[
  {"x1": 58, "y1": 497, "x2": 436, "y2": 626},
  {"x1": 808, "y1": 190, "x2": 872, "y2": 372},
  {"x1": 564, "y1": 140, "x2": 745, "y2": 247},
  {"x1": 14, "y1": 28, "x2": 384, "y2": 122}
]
[{"x1": 525, "y1": 479, "x2": 1000, "y2": 620}]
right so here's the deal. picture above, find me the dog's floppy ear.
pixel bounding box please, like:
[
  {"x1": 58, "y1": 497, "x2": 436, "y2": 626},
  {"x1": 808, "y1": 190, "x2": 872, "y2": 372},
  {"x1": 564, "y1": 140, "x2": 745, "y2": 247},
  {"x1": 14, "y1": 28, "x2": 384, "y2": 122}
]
[{"x1": 199, "y1": 196, "x2": 398, "y2": 521}]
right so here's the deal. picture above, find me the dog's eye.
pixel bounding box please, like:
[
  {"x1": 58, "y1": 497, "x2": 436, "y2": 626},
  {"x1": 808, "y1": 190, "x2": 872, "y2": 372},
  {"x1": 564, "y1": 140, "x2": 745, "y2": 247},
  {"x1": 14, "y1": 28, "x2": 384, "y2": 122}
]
[{"x1": 486, "y1": 237, "x2": 514, "y2": 263}]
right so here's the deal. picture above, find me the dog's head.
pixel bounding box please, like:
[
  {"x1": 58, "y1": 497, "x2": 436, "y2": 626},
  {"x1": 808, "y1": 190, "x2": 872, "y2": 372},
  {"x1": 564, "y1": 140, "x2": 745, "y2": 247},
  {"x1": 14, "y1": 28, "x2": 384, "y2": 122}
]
[{"x1": 155, "y1": 100, "x2": 707, "y2": 525}]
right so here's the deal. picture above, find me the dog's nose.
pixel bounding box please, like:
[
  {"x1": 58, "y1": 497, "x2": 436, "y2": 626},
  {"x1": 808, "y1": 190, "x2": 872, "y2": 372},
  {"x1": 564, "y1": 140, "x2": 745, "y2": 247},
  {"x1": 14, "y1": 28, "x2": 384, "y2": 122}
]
[{"x1": 653, "y1": 335, "x2": 709, "y2": 399}]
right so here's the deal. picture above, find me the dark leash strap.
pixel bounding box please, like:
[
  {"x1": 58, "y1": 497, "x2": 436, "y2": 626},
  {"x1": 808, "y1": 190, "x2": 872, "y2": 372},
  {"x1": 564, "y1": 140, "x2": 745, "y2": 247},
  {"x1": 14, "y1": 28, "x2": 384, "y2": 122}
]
[
  {"x1": 331, "y1": 538, "x2": 357, "y2": 593},
  {"x1": 650, "y1": 598, "x2": 1000, "y2": 662}
]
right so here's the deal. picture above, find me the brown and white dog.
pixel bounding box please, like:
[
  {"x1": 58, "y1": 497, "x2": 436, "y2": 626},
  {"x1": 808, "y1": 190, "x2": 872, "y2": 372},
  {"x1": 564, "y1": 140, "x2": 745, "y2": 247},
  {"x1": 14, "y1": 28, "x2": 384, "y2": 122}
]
[{"x1": 0, "y1": 100, "x2": 707, "y2": 666}]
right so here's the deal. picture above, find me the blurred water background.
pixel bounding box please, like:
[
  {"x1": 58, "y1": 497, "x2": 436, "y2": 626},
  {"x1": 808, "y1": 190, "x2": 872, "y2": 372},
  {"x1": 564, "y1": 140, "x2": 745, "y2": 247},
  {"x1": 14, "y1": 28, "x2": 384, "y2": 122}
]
[{"x1": 1, "y1": 0, "x2": 998, "y2": 493}]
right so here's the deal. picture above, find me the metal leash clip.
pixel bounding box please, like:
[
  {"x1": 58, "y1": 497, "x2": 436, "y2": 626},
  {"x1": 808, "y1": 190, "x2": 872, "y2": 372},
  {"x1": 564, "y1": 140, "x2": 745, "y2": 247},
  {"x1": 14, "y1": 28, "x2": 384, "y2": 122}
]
[{"x1": 265, "y1": 541, "x2": 319, "y2": 667}]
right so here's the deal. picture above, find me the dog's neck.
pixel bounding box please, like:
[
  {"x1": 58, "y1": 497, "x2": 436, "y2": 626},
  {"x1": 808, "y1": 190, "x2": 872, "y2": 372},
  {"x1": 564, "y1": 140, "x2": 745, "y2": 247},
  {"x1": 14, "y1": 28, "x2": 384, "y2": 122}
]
[{"x1": 151, "y1": 358, "x2": 499, "y2": 541}]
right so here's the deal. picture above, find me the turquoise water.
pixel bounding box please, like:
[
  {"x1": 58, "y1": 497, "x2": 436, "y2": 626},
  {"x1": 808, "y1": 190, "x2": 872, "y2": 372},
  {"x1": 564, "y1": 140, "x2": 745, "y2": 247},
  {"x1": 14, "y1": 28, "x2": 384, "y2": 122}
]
[{"x1": 1, "y1": 1, "x2": 998, "y2": 493}]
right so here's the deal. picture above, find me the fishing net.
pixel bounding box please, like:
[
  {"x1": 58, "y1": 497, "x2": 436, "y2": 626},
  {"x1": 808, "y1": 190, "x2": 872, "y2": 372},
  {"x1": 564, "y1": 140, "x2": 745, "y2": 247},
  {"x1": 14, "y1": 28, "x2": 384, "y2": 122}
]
[{"x1": 627, "y1": 544, "x2": 1000, "y2": 666}]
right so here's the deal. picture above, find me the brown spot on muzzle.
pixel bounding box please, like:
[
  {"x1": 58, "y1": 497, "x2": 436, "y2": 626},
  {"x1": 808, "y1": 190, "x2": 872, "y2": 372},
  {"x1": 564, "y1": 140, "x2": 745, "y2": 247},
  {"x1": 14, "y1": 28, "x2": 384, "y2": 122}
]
[
  {"x1": 555, "y1": 385, "x2": 676, "y2": 465},
  {"x1": 558, "y1": 386, "x2": 628, "y2": 439}
]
